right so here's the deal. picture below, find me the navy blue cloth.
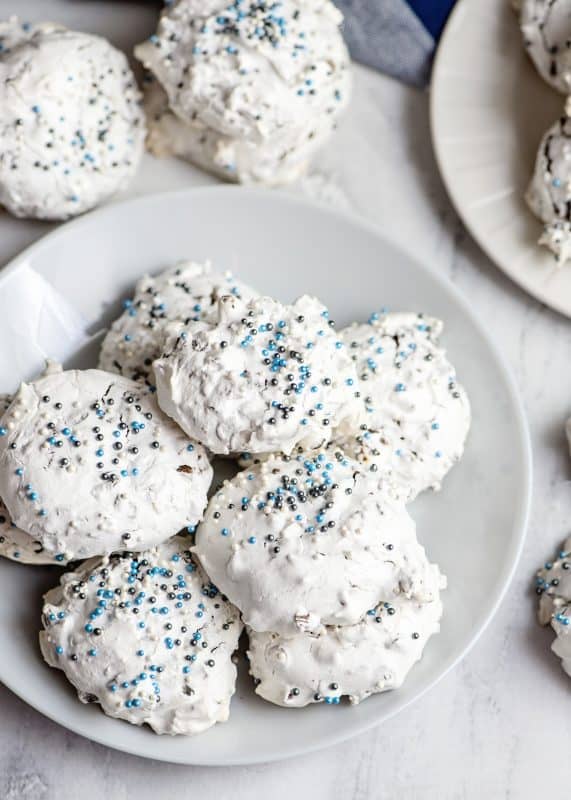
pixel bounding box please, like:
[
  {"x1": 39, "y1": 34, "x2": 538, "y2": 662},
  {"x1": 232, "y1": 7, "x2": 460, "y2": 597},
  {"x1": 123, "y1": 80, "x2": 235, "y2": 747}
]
[
  {"x1": 405, "y1": 0, "x2": 455, "y2": 40},
  {"x1": 334, "y1": 0, "x2": 457, "y2": 87}
]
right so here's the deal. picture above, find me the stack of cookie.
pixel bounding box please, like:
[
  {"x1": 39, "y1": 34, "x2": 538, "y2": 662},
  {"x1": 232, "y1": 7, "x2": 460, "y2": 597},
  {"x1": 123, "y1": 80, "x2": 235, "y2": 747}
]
[
  {"x1": 0, "y1": 261, "x2": 471, "y2": 734},
  {"x1": 134, "y1": 0, "x2": 352, "y2": 186}
]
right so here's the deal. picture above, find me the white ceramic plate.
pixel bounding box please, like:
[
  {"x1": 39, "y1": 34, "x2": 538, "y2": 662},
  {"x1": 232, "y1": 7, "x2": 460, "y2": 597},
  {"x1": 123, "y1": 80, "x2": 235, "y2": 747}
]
[
  {"x1": 0, "y1": 187, "x2": 531, "y2": 765},
  {"x1": 431, "y1": 0, "x2": 571, "y2": 317}
]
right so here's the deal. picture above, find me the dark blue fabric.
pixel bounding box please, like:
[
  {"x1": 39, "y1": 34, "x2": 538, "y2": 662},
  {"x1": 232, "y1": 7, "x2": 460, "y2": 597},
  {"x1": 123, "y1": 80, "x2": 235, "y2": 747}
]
[{"x1": 405, "y1": 0, "x2": 456, "y2": 40}]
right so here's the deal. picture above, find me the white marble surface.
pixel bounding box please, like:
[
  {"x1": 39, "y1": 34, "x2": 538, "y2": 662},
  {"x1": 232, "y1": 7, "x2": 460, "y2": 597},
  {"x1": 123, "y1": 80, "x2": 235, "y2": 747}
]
[{"x1": 1, "y1": 2, "x2": 571, "y2": 797}]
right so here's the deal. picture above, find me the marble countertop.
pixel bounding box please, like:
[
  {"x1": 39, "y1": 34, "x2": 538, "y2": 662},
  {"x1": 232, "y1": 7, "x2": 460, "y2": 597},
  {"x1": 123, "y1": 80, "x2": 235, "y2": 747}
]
[{"x1": 1, "y1": 3, "x2": 570, "y2": 798}]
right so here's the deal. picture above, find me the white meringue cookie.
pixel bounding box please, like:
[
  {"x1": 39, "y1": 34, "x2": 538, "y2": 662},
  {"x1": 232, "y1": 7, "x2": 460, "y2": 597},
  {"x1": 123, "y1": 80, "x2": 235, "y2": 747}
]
[
  {"x1": 519, "y1": 0, "x2": 571, "y2": 93},
  {"x1": 1, "y1": 391, "x2": 71, "y2": 564},
  {"x1": 194, "y1": 449, "x2": 436, "y2": 636},
  {"x1": 135, "y1": 0, "x2": 351, "y2": 185},
  {"x1": 99, "y1": 261, "x2": 259, "y2": 387},
  {"x1": 238, "y1": 312, "x2": 471, "y2": 501},
  {"x1": 0, "y1": 496, "x2": 68, "y2": 565},
  {"x1": 335, "y1": 312, "x2": 470, "y2": 501},
  {"x1": 143, "y1": 79, "x2": 232, "y2": 171},
  {"x1": 526, "y1": 100, "x2": 571, "y2": 265},
  {"x1": 154, "y1": 294, "x2": 362, "y2": 456},
  {"x1": 0, "y1": 18, "x2": 145, "y2": 220},
  {"x1": 247, "y1": 563, "x2": 444, "y2": 707},
  {"x1": 537, "y1": 536, "x2": 571, "y2": 625},
  {"x1": 40, "y1": 537, "x2": 243, "y2": 735},
  {"x1": 536, "y1": 536, "x2": 571, "y2": 677},
  {"x1": 0, "y1": 369, "x2": 212, "y2": 560}
]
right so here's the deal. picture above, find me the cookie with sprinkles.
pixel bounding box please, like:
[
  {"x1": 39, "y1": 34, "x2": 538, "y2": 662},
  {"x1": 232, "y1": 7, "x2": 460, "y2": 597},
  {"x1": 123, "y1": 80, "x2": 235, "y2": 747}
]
[
  {"x1": 0, "y1": 497, "x2": 68, "y2": 565},
  {"x1": 0, "y1": 369, "x2": 212, "y2": 560},
  {"x1": 536, "y1": 536, "x2": 571, "y2": 677},
  {"x1": 1, "y1": 375, "x2": 69, "y2": 564},
  {"x1": 142, "y1": 79, "x2": 219, "y2": 166},
  {"x1": 40, "y1": 537, "x2": 242, "y2": 735},
  {"x1": 142, "y1": 77, "x2": 264, "y2": 178},
  {"x1": 99, "y1": 260, "x2": 259, "y2": 387},
  {"x1": 0, "y1": 18, "x2": 145, "y2": 220},
  {"x1": 135, "y1": 0, "x2": 351, "y2": 185},
  {"x1": 247, "y1": 563, "x2": 444, "y2": 707},
  {"x1": 194, "y1": 448, "x2": 436, "y2": 636},
  {"x1": 338, "y1": 312, "x2": 471, "y2": 502},
  {"x1": 154, "y1": 294, "x2": 363, "y2": 455},
  {"x1": 518, "y1": 0, "x2": 571, "y2": 93},
  {"x1": 526, "y1": 99, "x2": 571, "y2": 266}
]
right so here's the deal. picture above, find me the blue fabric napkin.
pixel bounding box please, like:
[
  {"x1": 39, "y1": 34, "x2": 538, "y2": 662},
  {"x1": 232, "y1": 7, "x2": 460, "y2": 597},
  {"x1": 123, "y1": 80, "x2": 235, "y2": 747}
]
[{"x1": 334, "y1": 0, "x2": 457, "y2": 87}]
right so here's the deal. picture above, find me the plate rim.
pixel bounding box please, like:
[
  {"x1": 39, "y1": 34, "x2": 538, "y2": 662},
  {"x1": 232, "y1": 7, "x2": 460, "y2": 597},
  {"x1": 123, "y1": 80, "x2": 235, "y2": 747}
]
[
  {"x1": 429, "y1": 0, "x2": 571, "y2": 320},
  {"x1": 0, "y1": 185, "x2": 533, "y2": 766}
]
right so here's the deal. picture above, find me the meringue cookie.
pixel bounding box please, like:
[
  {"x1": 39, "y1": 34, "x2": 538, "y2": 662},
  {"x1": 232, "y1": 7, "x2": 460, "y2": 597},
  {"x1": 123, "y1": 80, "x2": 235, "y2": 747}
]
[
  {"x1": 40, "y1": 537, "x2": 243, "y2": 735},
  {"x1": 247, "y1": 564, "x2": 444, "y2": 707},
  {"x1": 143, "y1": 79, "x2": 226, "y2": 168},
  {"x1": 194, "y1": 449, "x2": 436, "y2": 636},
  {"x1": 0, "y1": 18, "x2": 144, "y2": 220},
  {"x1": 1, "y1": 391, "x2": 70, "y2": 564},
  {"x1": 135, "y1": 0, "x2": 351, "y2": 185},
  {"x1": 154, "y1": 294, "x2": 362, "y2": 456},
  {"x1": 0, "y1": 496, "x2": 68, "y2": 565},
  {"x1": 536, "y1": 536, "x2": 571, "y2": 676},
  {"x1": 99, "y1": 261, "x2": 259, "y2": 387},
  {"x1": 519, "y1": 0, "x2": 571, "y2": 93},
  {"x1": 526, "y1": 100, "x2": 571, "y2": 265},
  {"x1": 536, "y1": 536, "x2": 571, "y2": 624},
  {"x1": 336, "y1": 312, "x2": 470, "y2": 501},
  {"x1": 0, "y1": 369, "x2": 212, "y2": 560}
]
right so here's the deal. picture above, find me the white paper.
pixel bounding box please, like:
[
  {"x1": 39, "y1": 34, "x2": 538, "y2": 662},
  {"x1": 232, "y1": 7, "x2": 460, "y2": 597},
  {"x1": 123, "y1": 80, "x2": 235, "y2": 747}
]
[{"x1": 0, "y1": 263, "x2": 89, "y2": 392}]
